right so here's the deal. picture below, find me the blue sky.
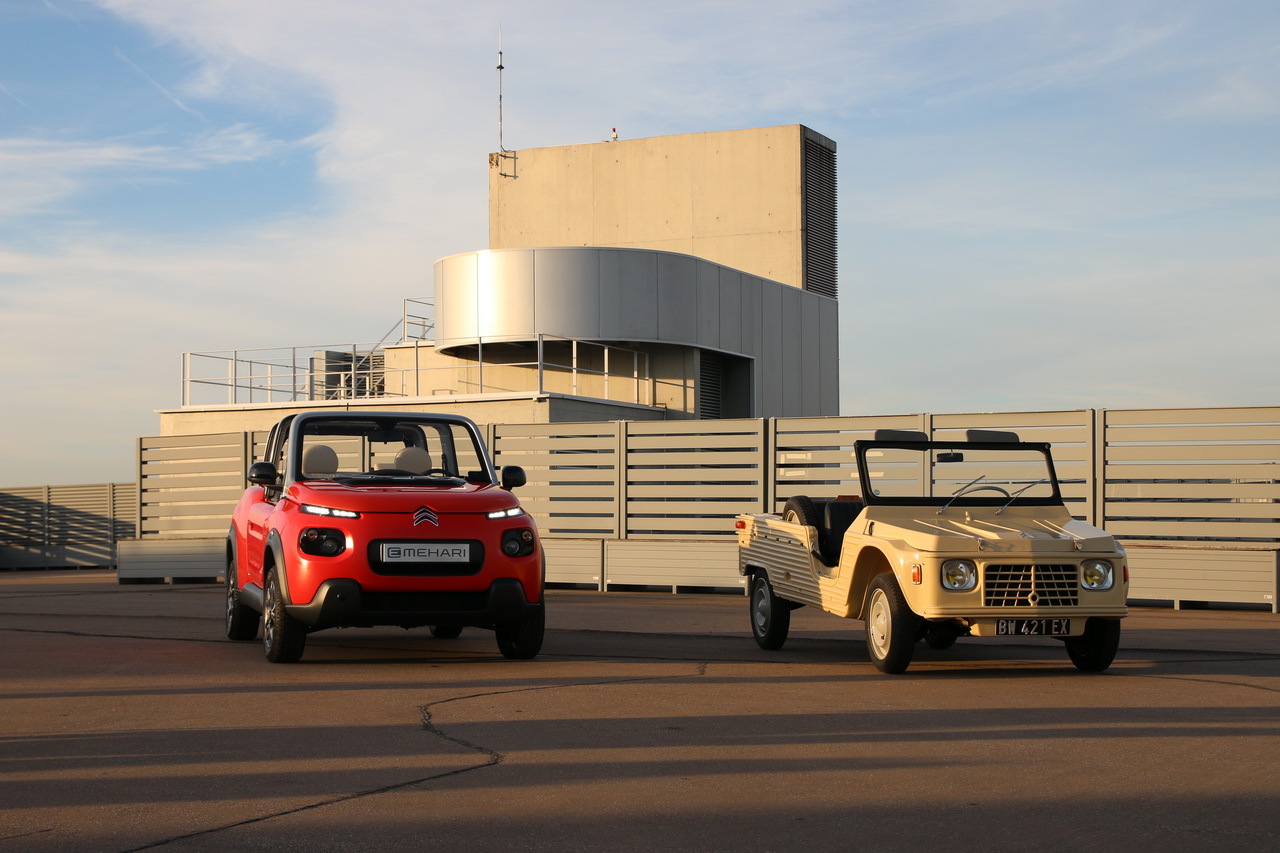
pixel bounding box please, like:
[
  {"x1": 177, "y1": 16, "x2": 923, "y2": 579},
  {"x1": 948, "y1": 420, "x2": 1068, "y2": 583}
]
[{"x1": 2, "y1": 0, "x2": 1278, "y2": 486}]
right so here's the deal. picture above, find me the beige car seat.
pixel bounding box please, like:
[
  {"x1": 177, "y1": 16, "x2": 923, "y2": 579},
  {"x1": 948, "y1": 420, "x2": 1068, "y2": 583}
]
[
  {"x1": 301, "y1": 444, "x2": 339, "y2": 477},
  {"x1": 393, "y1": 445, "x2": 433, "y2": 474}
]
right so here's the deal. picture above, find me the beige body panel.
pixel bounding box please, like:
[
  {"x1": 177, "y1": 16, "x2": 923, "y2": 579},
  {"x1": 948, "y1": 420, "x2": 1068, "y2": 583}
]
[{"x1": 738, "y1": 504, "x2": 1129, "y2": 628}]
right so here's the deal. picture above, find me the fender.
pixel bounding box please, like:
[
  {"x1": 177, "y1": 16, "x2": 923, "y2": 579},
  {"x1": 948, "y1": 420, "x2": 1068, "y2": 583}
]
[{"x1": 263, "y1": 528, "x2": 292, "y2": 605}]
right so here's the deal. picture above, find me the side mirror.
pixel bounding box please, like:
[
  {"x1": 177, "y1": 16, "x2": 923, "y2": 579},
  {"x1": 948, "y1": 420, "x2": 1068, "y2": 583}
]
[
  {"x1": 500, "y1": 465, "x2": 527, "y2": 490},
  {"x1": 247, "y1": 461, "x2": 280, "y2": 485}
]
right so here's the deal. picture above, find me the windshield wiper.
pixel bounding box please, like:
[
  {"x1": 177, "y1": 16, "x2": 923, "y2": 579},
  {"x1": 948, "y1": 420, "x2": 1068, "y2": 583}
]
[
  {"x1": 996, "y1": 479, "x2": 1048, "y2": 514},
  {"x1": 937, "y1": 475, "x2": 987, "y2": 515}
]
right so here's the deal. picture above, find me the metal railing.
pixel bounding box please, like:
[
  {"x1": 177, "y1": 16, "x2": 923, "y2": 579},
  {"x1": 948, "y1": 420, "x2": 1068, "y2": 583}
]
[{"x1": 181, "y1": 298, "x2": 652, "y2": 408}]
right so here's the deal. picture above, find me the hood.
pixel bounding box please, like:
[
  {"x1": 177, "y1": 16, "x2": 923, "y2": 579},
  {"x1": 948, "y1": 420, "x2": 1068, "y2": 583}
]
[{"x1": 868, "y1": 507, "x2": 1121, "y2": 555}]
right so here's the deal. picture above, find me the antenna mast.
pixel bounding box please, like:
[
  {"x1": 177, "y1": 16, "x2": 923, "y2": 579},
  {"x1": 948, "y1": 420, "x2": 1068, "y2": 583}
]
[{"x1": 495, "y1": 29, "x2": 516, "y2": 177}]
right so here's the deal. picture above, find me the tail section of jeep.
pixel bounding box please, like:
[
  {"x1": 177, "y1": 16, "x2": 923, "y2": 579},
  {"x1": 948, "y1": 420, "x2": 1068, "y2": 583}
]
[
  {"x1": 226, "y1": 411, "x2": 544, "y2": 663},
  {"x1": 736, "y1": 429, "x2": 1128, "y2": 674}
]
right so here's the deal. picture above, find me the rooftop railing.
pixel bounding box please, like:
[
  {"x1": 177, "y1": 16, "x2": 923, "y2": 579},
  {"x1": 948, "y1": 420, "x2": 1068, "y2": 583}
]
[{"x1": 180, "y1": 299, "x2": 653, "y2": 408}]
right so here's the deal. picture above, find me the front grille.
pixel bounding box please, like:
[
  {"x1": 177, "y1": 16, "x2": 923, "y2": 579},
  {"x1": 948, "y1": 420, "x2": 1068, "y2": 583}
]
[{"x1": 983, "y1": 564, "x2": 1078, "y2": 607}]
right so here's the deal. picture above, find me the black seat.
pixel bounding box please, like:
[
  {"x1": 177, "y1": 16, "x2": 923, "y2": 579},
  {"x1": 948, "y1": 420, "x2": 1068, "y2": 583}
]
[{"x1": 819, "y1": 499, "x2": 864, "y2": 565}]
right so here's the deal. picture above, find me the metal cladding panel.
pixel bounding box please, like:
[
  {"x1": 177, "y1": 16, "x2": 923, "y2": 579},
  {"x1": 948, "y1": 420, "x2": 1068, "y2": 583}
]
[
  {"x1": 696, "y1": 261, "x2": 721, "y2": 348},
  {"x1": 613, "y1": 250, "x2": 660, "y2": 340},
  {"x1": 474, "y1": 250, "x2": 535, "y2": 339},
  {"x1": 718, "y1": 267, "x2": 743, "y2": 353},
  {"x1": 656, "y1": 253, "x2": 699, "y2": 344},
  {"x1": 759, "y1": 283, "x2": 784, "y2": 415},
  {"x1": 533, "y1": 248, "x2": 601, "y2": 339},
  {"x1": 780, "y1": 286, "x2": 804, "y2": 415},
  {"x1": 434, "y1": 254, "x2": 479, "y2": 349}
]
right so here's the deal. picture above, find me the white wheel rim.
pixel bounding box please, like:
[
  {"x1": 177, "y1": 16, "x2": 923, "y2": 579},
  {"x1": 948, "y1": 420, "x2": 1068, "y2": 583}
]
[
  {"x1": 753, "y1": 585, "x2": 769, "y2": 633},
  {"x1": 868, "y1": 588, "x2": 891, "y2": 659}
]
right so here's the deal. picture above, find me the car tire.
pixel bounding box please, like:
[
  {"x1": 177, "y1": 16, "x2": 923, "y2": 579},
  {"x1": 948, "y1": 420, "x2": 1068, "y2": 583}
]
[
  {"x1": 782, "y1": 495, "x2": 822, "y2": 527},
  {"x1": 496, "y1": 607, "x2": 544, "y2": 660},
  {"x1": 750, "y1": 573, "x2": 790, "y2": 650},
  {"x1": 864, "y1": 573, "x2": 918, "y2": 674},
  {"x1": 263, "y1": 570, "x2": 307, "y2": 663},
  {"x1": 429, "y1": 625, "x2": 463, "y2": 639},
  {"x1": 225, "y1": 553, "x2": 258, "y2": 642},
  {"x1": 1065, "y1": 617, "x2": 1121, "y2": 673}
]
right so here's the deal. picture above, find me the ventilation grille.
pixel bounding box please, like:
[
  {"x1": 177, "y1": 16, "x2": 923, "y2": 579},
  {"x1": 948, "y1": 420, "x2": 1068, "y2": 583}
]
[
  {"x1": 699, "y1": 351, "x2": 723, "y2": 419},
  {"x1": 802, "y1": 132, "x2": 838, "y2": 299}
]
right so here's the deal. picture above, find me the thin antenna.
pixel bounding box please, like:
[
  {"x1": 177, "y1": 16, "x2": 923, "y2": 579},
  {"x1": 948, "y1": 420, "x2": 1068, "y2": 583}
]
[
  {"x1": 494, "y1": 28, "x2": 516, "y2": 177},
  {"x1": 497, "y1": 28, "x2": 507, "y2": 153}
]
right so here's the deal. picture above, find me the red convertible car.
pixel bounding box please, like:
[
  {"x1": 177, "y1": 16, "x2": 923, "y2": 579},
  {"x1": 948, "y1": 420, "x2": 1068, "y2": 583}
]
[{"x1": 225, "y1": 411, "x2": 544, "y2": 663}]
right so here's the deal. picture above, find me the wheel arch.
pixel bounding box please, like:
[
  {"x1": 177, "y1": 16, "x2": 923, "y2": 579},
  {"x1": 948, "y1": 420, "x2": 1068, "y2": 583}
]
[
  {"x1": 263, "y1": 529, "x2": 292, "y2": 604},
  {"x1": 849, "y1": 546, "x2": 894, "y2": 621}
]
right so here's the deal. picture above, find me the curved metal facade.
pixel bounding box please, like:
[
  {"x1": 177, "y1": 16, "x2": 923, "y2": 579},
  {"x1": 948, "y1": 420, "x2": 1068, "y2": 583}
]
[{"x1": 433, "y1": 246, "x2": 839, "y2": 418}]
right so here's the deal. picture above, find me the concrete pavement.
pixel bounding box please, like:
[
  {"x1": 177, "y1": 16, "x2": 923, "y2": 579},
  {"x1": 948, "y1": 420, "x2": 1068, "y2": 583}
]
[{"x1": 2, "y1": 570, "x2": 1279, "y2": 852}]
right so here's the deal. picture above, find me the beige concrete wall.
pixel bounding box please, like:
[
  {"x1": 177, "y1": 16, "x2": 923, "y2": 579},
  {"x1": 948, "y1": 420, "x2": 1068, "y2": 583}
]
[
  {"x1": 154, "y1": 397, "x2": 656, "y2": 438},
  {"x1": 489, "y1": 125, "x2": 814, "y2": 289}
]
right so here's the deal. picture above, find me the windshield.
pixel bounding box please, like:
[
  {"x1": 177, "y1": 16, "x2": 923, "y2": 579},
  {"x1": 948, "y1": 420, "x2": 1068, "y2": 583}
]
[
  {"x1": 287, "y1": 416, "x2": 489, "y2": 485},
  {"x1": 856, "y1": 440, "x2": 1061, "y2": 508}
]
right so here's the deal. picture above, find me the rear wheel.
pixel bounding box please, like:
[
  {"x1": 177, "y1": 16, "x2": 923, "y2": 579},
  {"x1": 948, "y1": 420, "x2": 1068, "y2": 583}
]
[
  {"x1": 750, "y1": 574, "x2": 790, "y2": 650},
  {"x1": 496, "y1": 607, "x2": 544, "y2": 660},
  {"x1": 224, "y1": 552, "x2": 258, "y2": 641},
  {"x1": 1065, "y1": 617, "x2": 1121, "y2": 672},
  {"x1": 782, "y1": 495, "x2": 822, "y2": 527},
  {"x1": 263, "y1": 570, "x2": 307, "y2": 663},
  {"x1": 864, "y1": 573, "x2": 918, "y2": 674}
]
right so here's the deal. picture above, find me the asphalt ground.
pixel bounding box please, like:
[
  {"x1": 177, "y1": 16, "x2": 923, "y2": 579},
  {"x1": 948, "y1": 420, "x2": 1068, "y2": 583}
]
[{"x1": 2, "y1": 570, "x2": 1279, "y2": 852}]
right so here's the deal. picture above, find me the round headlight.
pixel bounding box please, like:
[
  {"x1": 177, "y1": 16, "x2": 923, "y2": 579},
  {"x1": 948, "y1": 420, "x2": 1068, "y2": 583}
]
[
  {"x1": 941, "y1": 559, "x2": 977, "y2": 591},
  {"x1": 1081, "y1": 560, "x2": 1114, "y2": 590}
]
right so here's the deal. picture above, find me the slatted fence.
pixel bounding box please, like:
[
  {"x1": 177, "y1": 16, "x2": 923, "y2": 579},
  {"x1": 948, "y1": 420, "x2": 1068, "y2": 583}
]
[{"x1": 7, "y1": 406, "x2": 1274, "y2": 608}]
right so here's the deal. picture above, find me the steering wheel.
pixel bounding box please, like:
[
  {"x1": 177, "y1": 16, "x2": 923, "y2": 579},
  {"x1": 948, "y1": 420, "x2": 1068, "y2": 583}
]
[
  {"x1": 956, "y1": 484, "x2": 1012, "y2": 498},
  {"x1": 424, "y1": 468, "x2": 455, "y2": 478}
]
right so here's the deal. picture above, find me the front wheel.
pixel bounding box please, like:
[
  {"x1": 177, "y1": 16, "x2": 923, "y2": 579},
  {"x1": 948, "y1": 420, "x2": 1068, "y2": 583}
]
[
  {"x1": 225, "y1": 552, "x2": 258, "y2": 641},
  {"x1": 1065, "y1": 617, "x2": 1121, "y2": 672},
  {"x1": 750, "y1": 574, "x2": 790, "y2": 650},
  {"x1": 496, "y1": 607, "x2": 545, "y2": 660},
  {"x1": 864, "y1": 573, "x2": 918, "y2": 674},
  {"x1": 263, "y1": 570, "x2": 307, "y2": 663}
]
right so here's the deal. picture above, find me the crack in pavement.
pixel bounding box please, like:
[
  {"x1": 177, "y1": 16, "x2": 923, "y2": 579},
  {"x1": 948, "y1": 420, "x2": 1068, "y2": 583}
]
[{"x1": 116, "y1": 668, "x2": 708, "y2": 851}]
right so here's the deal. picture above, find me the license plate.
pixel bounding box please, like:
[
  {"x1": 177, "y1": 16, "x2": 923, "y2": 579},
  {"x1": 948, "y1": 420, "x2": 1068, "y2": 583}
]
[
  {"x1": 996, "y1": 618, "x2": 1071, "y2": 636},
  {"x1": 380, "y1": 542, "x2": 471, "y2": 562}
]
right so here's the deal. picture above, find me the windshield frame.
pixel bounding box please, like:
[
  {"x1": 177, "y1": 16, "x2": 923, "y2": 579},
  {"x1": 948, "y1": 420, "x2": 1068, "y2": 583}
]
[
  {"x1": 853, "y1": 439, "x2": 1064, "y2": 508},
  {"x1": 281, "y1": 411, "x2": 496, "y2": 489}
]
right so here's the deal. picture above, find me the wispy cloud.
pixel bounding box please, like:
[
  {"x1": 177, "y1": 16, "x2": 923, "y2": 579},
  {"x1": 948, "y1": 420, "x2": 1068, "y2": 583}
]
[{"x1": 113, "y1": 47, "x2": 207, "y2": 121}]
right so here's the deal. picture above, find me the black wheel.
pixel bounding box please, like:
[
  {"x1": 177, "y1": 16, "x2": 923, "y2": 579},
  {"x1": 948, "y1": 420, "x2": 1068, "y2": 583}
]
[
  {"x1": 923, "y1": 625, "x2": 957, "y2": 650},
  {"x1": 750, "y1": 573, "x2": 790, "y2": 650},
  {"x1": 782, "y1": 495, "x2": 822, "y2": 527},
  {"x1": 496, "y1": 607, "x2": 544, "y2": 660},
  {"x1": 263, "y1": 570, "x2": 307, "y2": 663},
  {"x1": 864, "y1": 573, "x2": 918, "y2": 674},
  {"x1": 225, "y1": 549, "x2": 258, "y2": 641},
  {"x1": 1065, "y1": 617, "x2": 1121, "y2": 672},
  {"x1": 429, "y1": 625, "x2": 463, "y2": 639}
]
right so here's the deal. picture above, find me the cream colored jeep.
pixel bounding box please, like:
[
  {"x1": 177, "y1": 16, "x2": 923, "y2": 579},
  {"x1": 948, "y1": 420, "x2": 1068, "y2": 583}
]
[{"x1": 736, "y1": 430, "x2": 1128, "y2": 673}]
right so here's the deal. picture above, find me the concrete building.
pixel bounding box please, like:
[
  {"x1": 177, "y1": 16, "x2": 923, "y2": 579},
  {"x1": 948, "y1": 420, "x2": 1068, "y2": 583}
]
[{"x1": 162, "y1": 124, "x2": 839, "y2": 438}]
